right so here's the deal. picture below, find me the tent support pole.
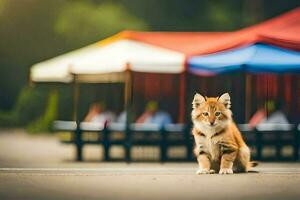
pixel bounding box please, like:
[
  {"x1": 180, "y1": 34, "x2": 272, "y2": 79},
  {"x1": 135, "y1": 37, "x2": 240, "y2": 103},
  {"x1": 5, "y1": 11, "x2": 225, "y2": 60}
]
[
  {"x1": 72, "y1": 74, "x2": 82, "y2": 161},
  {"x1": 72, "y1": 75, "x2": 80, "y2": 121},
  {"x1": 178, "y1": 73, "x2": 187, "y2": 123},
  {"x1": 291, "y1": 75, "x2": 297, "y2": 122},
  {"x1": 245, "y1": 73, "x2": 252, "y2": 122},
  {"x1": 124, "y1": 65, "x2": 133, "y2": 162}
]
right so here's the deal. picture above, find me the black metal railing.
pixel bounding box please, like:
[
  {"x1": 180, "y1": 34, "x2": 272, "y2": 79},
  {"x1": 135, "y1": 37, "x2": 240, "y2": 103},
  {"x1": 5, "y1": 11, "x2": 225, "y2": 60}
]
[{"x1": 53, "y1": 121, "x2": 299, "y2": 162}]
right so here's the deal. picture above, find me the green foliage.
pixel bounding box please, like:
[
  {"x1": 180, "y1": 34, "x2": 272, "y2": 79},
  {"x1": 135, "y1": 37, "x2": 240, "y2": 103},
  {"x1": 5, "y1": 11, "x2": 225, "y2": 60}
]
[
  {"x1": 0, "y1": 0, "x2": 5, "y2": 18},
  {"x1": 0, "y1": 0, "x2": 67, "y2": 110},
  {"x1": 207, "y1": 2, "x2": 239, "y2": 30},
  {"x1": 27, "y1": 89, "x2": 59, "y2": 133},
  {"x1": 0, "y1": 86, "x2": 49, "y2": 127},
  {"x1": 54, "y1": 1, "x2": 148, "y2": 47},
  {"x1": 0, "y1": 109, "x2": 17, "y2": 127}
]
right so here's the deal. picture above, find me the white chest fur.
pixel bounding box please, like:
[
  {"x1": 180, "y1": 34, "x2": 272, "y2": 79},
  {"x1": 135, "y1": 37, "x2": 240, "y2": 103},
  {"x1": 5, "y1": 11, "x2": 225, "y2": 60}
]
[
  {"x1": 193, "y1": 121, "x2": 225, "y2": 161},
  {"x1": 205, "y1": 138, "x2": 221, "y2": 161}
]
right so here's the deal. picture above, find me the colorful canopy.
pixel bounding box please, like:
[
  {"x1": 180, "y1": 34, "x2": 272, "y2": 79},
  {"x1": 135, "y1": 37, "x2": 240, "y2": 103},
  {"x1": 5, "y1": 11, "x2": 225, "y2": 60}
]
[
  {"x1": 188, "y1": 43, "x2": 300, "y2": 75},
  {"x1": 110, "y1": 7, "x2": 300, "y2": 56},
  {"x1": 30, "y1": 7, "x2": 300, "y2": 83},
  {"x1": 185, "y1": 7, "x2": 300, "y2": 55},
  {"x1": 248, "y1": 7, "x2": 300, "y2": 51},
  {"x1": 30, "y1": 39, "x2": 187, "y2": 83},
  {"x1": 30, "y1": 32, "x2": 225, "y2": 83}
]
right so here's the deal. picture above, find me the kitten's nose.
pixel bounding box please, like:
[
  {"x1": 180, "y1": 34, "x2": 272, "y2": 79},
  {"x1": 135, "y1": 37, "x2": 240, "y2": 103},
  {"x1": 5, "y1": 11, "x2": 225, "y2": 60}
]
[{"x1": 210, "y1": 122, "x2": 214, "y2": 126}]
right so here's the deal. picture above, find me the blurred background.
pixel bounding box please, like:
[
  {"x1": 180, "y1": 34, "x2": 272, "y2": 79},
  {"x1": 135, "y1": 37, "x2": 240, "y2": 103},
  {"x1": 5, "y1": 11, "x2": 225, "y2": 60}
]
[
  {"x1": 0, "y1": 0, "x2": 299, "y2": 132},
  {"x1": 0, "y1": 0, "x2": 300, "y2": 164}
]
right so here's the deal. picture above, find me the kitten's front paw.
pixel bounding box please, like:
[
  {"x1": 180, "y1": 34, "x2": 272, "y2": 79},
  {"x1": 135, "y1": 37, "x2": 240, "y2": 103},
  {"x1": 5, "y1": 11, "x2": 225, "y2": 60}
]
[
  {"x1": 196, "y1": 168, "x2": 215, "y2": 175},
  {"x1": 219, "y1": 168, "x2": 233, "y2": 175}
]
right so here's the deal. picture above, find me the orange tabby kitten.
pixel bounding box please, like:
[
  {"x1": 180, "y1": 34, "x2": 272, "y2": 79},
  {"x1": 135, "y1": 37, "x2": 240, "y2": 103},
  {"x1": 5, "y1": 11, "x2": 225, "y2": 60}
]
[{"x1": 191, "y1": 93, "x2": 255, "y2": 174}]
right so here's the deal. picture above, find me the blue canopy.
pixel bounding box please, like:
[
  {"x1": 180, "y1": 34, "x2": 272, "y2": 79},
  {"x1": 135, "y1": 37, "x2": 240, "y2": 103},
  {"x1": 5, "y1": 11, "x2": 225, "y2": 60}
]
[{"x1": 188, "y1": 43, "x2": 300, "y2": 75}]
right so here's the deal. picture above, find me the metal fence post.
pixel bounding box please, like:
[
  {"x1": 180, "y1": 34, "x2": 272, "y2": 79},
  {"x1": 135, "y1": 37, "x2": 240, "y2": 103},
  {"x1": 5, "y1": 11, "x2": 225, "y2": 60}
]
[
  {"x1": 103, "y1": 123, "x2": 110, "y2": 161},
  {"x1": 74, "y1": 121, "x2": 83, "y2": 161},
  {"x1": 293, "y1": 126, "x2": 299, "y2": 161},
  {"x1": 275, "y1": 131, "x2": 282, "y2": 160},
  {"x1": 160, "y1": 126, "x2": 167, "y2": 162},
  {"x1": 125, "y1": 125, "x2": 131, "y2": 162},
  {"x1": 255, "y1": 128, "x2": 262, "y2": 160}
]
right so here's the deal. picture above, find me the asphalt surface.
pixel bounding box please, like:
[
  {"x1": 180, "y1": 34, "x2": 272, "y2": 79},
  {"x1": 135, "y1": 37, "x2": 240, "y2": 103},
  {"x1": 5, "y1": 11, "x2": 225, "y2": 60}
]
[{"x1": 0, "y1": 130, "x2": 300, "y2": 200}]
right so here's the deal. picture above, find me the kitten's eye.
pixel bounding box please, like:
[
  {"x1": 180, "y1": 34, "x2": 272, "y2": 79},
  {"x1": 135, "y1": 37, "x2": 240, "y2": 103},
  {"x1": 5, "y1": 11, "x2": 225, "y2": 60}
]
[
  {"x1": 202, "y1": 112, "x2": 209, "y2": 117},
  {"x1": 215, "y1": 111, "x2": 221, "y2": 116}
]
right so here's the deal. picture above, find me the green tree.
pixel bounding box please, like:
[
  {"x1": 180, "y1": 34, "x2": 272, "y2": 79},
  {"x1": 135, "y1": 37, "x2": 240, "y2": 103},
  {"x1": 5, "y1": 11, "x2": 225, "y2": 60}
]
[
  {"x1": 54, "y1": 1, "x2": 148, "y2": 47},
  {"x1": 27, "y1": 89, "x2": 59, "y2": 133}
]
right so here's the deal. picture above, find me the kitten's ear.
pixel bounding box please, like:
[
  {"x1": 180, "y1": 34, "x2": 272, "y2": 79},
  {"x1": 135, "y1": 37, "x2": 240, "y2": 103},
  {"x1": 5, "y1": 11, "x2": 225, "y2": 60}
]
[
  {"x1": 218, "y1": 93, "x2": 231, "y2": 109},
  {"x1": 192, "y1": 93, "x2": 206, "y2": 109}
]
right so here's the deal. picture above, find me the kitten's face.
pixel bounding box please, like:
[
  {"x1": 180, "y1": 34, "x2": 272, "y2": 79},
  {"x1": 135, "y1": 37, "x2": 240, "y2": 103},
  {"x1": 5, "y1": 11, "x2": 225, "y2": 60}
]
[{"x1": 191, "y1": 93, "x2": 232, "y2": 131}]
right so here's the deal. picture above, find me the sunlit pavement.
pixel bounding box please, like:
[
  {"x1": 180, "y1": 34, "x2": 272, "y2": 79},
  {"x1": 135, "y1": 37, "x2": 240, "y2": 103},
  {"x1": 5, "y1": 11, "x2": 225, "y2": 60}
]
[{"x1": 0, "y1": 130, "x2": 300, "y2": 200}]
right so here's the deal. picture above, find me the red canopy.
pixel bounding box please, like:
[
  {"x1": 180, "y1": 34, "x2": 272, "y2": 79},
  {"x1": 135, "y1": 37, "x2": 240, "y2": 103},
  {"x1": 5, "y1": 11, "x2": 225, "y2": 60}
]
[
  {"x1": 109, "y1": 31, "x2": 230, "y2": 55},
  {"x1": 119, "y1": 7, "x2": 300, "y2": 56},
  {"x1": 234, "y1": 7, "x2": 300, "y2": 51}
]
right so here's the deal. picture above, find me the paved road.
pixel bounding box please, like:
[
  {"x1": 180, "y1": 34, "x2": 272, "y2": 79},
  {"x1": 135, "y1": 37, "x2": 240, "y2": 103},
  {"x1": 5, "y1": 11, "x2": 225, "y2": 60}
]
[
  {"x1": 1, "y1": 163, "x2": 300, "y2": 200},
  {"x1": 0, "y1": 130, "x2": 300, "y2": 200}
]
